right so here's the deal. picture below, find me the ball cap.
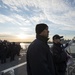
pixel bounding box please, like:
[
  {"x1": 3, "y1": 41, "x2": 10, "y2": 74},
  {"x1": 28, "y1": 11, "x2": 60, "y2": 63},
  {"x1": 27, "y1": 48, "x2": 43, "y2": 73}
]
[{"x1": 53, "y1": 34, "x2": 63, "y2": 40}]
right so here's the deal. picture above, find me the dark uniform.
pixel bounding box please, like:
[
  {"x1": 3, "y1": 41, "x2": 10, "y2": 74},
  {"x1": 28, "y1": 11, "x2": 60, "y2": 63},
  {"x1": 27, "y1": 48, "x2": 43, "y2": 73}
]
[
  {"x1": 26, "y1": 35, "x2": 56, "y2": 75},
  {"x1": 51, "y1": 43, "x2": 68, "y2": 75},
  {"x1": 0, "y1": 42, "x2": 7, "y2": 64},
  {"x1": 10, "y1": 42, "x2": 16, "y2": 61}
]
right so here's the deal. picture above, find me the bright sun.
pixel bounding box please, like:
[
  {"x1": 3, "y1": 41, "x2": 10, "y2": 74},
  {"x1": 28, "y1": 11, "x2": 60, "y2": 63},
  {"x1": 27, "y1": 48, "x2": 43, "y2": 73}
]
[{"x1": 17, "y1": 34, "x2": 27, "y2": 39}]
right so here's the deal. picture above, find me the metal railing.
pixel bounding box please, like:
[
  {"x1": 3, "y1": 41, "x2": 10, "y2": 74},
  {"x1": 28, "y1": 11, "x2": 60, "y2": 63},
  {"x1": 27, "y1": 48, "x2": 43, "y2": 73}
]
[
  {"x1": 0, "y1": 62, "x2": 27, "y2": 75},
  {"x1": 66, "y1": 43, "x2": 75, "y2": 75}
]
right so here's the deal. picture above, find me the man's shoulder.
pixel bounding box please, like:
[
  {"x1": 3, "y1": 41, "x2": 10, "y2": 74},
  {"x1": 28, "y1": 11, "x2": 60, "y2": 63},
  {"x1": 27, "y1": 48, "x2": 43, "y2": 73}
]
[
  {"x1": 29, "y1": 39, "x2": 48, "y2": 50},
  {"x1": 31, "y1": 39, "x2": 44, "y2": 45},
  {"x1": 28, "y1": 39, "x2": 41, "y2": 48}
]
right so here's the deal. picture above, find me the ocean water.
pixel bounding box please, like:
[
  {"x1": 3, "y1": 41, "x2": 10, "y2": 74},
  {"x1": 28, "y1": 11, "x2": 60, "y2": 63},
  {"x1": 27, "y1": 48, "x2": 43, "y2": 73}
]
[
  {"x1": 20, "y1": 43, "x2": 30, "y2": 49},
  {"x1": 20, "y1": 43, "x2": 75, "y2": 53}
]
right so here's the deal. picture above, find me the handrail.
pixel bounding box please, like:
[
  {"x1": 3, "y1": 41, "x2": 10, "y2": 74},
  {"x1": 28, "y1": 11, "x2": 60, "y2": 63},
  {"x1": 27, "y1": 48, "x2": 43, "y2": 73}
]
[{"x1": 0, "y1": 62, "x2": 27, "y2": 75}]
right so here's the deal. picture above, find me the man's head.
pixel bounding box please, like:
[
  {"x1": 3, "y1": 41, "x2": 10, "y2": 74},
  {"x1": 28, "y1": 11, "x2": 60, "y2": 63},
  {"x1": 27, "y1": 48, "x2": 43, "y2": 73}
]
[
  {"x1": 52, "y1": 34, "x2": 63, "y2": 43},
  {"x1": 35, "y1": 23, "x2": 49, "y2": 38}
]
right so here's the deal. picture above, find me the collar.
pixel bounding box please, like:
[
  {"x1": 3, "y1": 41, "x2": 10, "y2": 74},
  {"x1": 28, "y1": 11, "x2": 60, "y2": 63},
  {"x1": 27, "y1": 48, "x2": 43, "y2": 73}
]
[
  {"x1": 53, "y1": 42, "x2": 61, "y2": 47},
  {"x1": 36, "y1": 35, "x2": 49, "y2": 43}
]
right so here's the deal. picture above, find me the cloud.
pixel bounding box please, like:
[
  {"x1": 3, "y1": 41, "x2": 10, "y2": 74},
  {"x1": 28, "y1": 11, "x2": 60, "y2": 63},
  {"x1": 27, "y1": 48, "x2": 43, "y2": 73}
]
[
  {"x1": 0, "y1": 13, "x2": 31, "y2": 26},
  {"x1": 1, "y1": 0, "x2": 75, "y2": 41},
  {"x1": 2, "y1": 0, "x2": 75, "y2": 27},
  {"x1": 60, "y1": 25, "x2": 75, "y2": 31},
  {"x1": 0, "y1": 5, "x2": 1, "y2": 8},
  {"x1": 0, "y1": 32, "x2": 17, "y2": 41},
  {"x1": 0, "y1": 14, "x2": 13, "y2": 23},
  {"x1": 0, "y1": 34, "x2": 15, "y2": 38},
  {"x1": 2, "y1": 0, "x2": 39, "y2": 12}
]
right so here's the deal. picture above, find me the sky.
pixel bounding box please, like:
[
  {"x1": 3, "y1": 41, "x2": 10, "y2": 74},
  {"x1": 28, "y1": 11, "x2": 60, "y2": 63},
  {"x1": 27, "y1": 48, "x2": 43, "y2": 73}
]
[{"x1": 0, "y1": 0, "x2": 75, "y2": 42}]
